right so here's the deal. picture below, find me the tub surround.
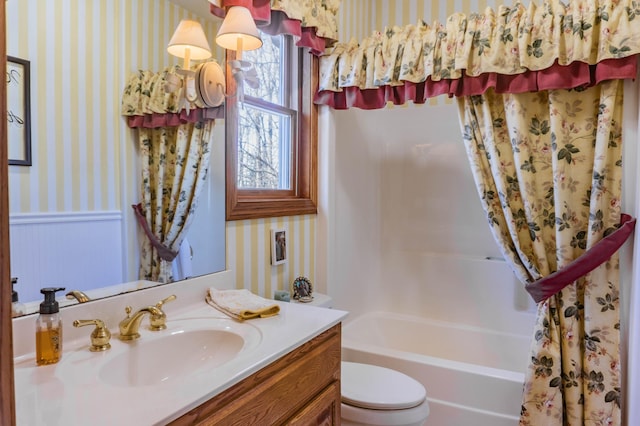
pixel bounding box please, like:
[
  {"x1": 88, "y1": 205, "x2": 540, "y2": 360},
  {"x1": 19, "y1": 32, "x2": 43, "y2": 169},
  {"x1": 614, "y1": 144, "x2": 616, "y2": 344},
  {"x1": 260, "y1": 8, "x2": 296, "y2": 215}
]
[
  {"x1": 12, "y1": 271, "x2": 347, "y2": 425},
  {"x1": 342, "y1": 311, "x2": 529, "y2": 425}
]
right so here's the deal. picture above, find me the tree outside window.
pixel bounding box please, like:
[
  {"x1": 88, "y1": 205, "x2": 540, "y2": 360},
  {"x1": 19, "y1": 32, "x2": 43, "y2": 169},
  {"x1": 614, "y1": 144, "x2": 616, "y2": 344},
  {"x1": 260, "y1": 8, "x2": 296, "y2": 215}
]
[{"x1": 226, "y1": 33, "x2": 317, "y2": 220}]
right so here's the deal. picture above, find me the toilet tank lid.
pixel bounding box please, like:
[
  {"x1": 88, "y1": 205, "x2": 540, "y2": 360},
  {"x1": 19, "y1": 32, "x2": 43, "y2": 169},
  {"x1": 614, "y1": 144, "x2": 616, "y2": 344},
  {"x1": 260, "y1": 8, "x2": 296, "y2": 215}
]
[
  {"x1": 292, "y1": 292, "x2": 333, "y2": 308},
  {"x1": 341, "y1": 362, "x2": 427, "y2": 410}
]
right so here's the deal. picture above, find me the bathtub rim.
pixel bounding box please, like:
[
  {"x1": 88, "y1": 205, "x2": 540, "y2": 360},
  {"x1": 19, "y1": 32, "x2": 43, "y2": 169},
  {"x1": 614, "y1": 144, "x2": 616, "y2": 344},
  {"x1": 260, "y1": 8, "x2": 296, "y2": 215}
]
[{"x1": 342, "y1": 310, "x2": 528, "y2": 384}]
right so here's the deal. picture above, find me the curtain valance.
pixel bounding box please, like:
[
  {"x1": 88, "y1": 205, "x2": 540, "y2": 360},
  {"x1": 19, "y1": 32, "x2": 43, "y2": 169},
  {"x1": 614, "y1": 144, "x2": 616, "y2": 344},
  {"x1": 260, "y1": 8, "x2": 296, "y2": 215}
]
[
  {"x1": 315, "y1": 0, "x2": 640, "y2": 109},
  {"x1": 209, "y1": 0, "x2": 341, "y2": 55},
  {"x1": 121, "y1": 67, "x2": 223, "y2": 129}
]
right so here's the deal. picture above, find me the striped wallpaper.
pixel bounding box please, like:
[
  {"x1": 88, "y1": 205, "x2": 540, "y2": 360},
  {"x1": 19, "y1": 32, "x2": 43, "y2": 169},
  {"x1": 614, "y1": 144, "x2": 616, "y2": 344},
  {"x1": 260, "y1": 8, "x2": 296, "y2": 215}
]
[
  {"x1": 227, "y1": 215, "x2": 316, "y2": 297},
  {"x1": 6, "y1": 0, "x2": 223, "y2": 215}
]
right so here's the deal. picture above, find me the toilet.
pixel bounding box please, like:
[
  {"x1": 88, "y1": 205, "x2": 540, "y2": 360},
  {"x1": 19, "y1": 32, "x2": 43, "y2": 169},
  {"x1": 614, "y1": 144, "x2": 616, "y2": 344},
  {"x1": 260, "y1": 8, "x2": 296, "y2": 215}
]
[{"x1": 293, "y1": 294, "x2": 430, "y2": 426}]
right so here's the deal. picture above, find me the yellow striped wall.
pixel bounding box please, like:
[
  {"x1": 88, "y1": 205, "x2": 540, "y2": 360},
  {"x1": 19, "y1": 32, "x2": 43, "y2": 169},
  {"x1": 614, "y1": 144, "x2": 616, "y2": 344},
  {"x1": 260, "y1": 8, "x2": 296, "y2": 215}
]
[
  {"x1": 227, "y1": 215, "x2": 316, "y2": 297},
  {"x1": 6, "y1": 0, "x2": 222, "y2": 215}
]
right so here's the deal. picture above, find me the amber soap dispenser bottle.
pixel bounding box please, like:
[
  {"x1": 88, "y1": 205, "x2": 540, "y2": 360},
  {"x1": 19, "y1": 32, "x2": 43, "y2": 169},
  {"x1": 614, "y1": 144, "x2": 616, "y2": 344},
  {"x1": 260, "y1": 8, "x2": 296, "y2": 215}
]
[{"x1": 36, "y1": 287, "x2": 65, "y2": 366}]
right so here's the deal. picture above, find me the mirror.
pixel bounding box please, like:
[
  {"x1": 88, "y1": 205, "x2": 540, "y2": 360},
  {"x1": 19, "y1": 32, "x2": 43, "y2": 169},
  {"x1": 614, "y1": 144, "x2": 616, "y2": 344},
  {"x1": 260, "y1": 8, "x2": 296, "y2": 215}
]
[{"x1": 6, "y1": 0, "x2": 226, "y2": 315}]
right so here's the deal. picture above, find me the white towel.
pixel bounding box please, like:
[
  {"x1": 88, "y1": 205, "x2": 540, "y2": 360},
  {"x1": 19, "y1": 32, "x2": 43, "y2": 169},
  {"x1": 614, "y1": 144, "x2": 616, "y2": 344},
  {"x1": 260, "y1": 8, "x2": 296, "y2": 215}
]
[{"x1": 206, "y1": 288, "x2": 280, "y2": 321}]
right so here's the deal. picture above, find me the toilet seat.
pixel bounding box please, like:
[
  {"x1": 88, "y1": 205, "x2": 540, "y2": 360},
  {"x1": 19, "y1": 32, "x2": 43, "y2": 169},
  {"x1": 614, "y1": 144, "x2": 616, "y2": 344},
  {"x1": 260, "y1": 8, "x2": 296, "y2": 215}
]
[{"x1": 341, "y1": 362, "x2": 426, "y2": 410}]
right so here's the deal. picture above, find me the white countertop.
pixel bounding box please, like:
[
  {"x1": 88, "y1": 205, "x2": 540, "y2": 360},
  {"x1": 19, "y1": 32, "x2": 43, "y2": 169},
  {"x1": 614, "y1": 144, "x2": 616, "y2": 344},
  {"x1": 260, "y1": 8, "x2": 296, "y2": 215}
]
[{"x1": 12, "y1": 272, "x2": 347, "y2": 425}]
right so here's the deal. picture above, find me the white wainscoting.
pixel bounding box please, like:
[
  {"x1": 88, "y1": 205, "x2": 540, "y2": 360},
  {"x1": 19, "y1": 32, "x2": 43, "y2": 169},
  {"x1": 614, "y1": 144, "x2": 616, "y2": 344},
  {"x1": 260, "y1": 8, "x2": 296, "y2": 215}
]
[{"x1": 9, "y1": 211, "x2": 125, "y2": 304}]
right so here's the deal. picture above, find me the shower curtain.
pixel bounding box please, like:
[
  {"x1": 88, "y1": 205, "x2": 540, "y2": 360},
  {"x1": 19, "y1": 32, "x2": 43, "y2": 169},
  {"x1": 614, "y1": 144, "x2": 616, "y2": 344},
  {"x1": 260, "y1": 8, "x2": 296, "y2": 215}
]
[
  {"x1": 458, "y1": 81, "x2": 632, "y2": 425},
  {"x1": 313, "y1": 1, "x2": 640, "y2": 423}
]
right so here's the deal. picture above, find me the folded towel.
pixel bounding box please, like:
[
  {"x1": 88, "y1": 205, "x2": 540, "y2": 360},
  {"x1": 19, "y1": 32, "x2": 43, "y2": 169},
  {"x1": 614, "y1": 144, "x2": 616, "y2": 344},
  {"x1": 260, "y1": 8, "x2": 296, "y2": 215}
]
[{"x1": 206, "y1": 288, "x2": 280, "y2": 321}]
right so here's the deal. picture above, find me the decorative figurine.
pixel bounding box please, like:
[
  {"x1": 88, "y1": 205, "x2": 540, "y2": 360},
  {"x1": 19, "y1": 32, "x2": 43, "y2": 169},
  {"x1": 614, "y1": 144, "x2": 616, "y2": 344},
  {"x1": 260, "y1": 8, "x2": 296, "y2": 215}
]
[{"x1": 292, "y1": 276, "x2": 313, "y2": 303}]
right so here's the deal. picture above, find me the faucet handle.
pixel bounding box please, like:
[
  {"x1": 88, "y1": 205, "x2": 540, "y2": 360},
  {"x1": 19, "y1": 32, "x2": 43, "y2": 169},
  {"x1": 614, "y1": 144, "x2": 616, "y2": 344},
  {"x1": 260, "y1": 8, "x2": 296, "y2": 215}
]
[
  {"x1": 155, "y1": 294, "x2": 177, "y2": 310},
  {"x1": 73, "y1": 319, "x2": 112, "y2": 352},
  {"x1": 149, "y1": 295, "x2": 177, "y2": 331}
]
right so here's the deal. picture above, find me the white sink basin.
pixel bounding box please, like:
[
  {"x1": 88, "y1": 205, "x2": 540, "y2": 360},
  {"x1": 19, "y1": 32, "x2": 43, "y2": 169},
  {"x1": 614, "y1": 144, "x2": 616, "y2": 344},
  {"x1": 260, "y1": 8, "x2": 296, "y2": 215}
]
[
  {"x1": 100, "y1": 328, "x2": 245, "y2": 387},
  {"x1": 58, "y1": 318, "x2": 262, "y2": 388}
]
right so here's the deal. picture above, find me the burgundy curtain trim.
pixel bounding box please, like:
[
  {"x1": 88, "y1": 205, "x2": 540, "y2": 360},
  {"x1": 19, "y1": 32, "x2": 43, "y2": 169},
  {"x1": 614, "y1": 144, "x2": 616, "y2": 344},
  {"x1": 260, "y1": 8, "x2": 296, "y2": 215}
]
[
  {"x1": 260, "y1": 11, "x2": 327, "y2": 55},
  {"x1": 126, "y1": 107, "x2": 223, "y2": 129},
  {"x1": 525, "y1": 214, "x2": 636, "y2": 304},
  {"x1": 210, "y1": 0, "x2": 271, "y2": 24},
  {"x1": 132, "y1": 203, "x2": 178, "y2": 262},
  {"x1": 210, "y1": 2, "x2": 333, "y2": 55},
  {"x1": 315, "y1": 55, "x2": 639, "y2": 109}
]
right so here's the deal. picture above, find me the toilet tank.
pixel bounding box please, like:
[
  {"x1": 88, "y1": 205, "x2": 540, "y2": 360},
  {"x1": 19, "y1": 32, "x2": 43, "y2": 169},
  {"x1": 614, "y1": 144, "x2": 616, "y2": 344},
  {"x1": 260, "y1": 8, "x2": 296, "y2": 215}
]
[{"x1": 292, "y1": 293, "x2": 333, "y2": 308}]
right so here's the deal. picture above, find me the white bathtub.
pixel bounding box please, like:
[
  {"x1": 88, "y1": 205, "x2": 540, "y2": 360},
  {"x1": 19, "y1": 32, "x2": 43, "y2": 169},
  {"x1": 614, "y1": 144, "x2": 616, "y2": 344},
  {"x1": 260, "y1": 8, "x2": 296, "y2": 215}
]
[{"x1": 341, "y1": 311, "x2": 531, "y2": 426}]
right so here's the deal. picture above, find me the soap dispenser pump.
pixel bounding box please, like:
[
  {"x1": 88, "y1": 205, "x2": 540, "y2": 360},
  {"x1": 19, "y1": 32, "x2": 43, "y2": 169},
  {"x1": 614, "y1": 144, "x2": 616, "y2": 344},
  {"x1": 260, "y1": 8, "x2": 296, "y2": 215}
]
[
  {"x1": 36, "y1": 287, "x2": 66, "y2": 366},
  {"x1": 11, "y1": 277, "x2": 26, "y2": 317}
]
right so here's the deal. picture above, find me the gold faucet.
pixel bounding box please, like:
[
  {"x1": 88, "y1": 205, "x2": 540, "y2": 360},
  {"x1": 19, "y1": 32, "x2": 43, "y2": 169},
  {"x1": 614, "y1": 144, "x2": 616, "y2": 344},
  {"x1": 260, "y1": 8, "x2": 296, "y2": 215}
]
[
  {"x1": 149, "y1": 295, "x2": 177, "y2": 331},
  {"x1": 118, "y1": 306, "x2": 163, "y2": 341},
  {"x1": 66, "y1": 290, "x2": 91, "y2": 303}
]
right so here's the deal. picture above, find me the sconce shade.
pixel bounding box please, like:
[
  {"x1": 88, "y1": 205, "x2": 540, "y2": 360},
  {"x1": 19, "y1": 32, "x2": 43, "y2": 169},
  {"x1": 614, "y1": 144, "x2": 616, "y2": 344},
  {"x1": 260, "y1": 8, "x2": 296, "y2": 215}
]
[
  {"x1": 216, "y1": 6, "x2": 263, "y2": 52},
  {"x1": 168, "y1": 19, "x2": 212, "y2": 60}
]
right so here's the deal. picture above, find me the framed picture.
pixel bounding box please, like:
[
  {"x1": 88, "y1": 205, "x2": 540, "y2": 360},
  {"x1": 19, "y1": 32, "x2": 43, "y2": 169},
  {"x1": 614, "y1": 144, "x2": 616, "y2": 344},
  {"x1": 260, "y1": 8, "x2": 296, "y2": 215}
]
[
  {"x1": 271, "y1": 228, "x2": 287, "y2": 265},
  {"x1": 7, "y1": 56, "x2": 32, "y2": 166}
]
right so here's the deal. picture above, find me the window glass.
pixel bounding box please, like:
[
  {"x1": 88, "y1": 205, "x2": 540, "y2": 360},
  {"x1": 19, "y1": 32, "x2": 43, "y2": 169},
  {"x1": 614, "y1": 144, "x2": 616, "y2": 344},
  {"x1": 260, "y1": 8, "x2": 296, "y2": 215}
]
[
  {"x1": 237, "y1": 104, "x2": 293, "y2": 189},
  {"x1": 237, "y1": 33, "x2": 296, "y2": 190},
  {"x1": 243, "y1": 34, "x2": 285, "y2": 105}
]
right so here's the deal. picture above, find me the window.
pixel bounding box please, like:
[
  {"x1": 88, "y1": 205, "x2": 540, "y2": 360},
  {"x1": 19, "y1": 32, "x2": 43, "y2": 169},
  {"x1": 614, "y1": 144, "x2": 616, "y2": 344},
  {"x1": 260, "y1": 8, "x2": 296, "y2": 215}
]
[{"x1": 225, "y1": 33, "x2": 317, "y2": 220}]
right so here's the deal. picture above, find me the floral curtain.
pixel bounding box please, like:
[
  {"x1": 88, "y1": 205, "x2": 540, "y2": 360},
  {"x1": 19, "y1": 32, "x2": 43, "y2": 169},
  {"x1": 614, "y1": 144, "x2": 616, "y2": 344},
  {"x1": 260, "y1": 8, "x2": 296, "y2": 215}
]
[
  {"x1": 121, "y1": 67, "x2": 223, "y2": 129},
  {"x1": 122, "y1": 68, "x2": 217, "y2": 282},
  {"x1": 315, "y1": 0, "x2": 640, "y2": 109},
  {"x1": 458, "y1": 81, "x2": 633, "y2": 424},
  {"x1": 133, "y1": 122, "x2": 214, "y2": 283},
  {"x1": 209, "y1": 0, "x2": 341, "y2": 55}
]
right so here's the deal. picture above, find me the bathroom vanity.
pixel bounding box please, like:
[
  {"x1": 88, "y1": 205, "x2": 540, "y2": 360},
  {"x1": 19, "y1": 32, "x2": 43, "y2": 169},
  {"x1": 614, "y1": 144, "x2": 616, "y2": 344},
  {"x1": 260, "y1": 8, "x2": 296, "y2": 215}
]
[
  {"x1": 172, "y1": 324, "x2": 341, "y2": 425},
  {"x1": 12, "y1": 272, "x2": 347, "y2": 425}
]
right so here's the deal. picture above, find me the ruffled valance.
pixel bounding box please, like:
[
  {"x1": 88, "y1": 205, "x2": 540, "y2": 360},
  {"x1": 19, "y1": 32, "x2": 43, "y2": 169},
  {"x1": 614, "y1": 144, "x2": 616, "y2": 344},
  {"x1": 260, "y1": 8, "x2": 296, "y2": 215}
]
[
  {"x1": 121, "y1": 67, "x2": 223, "y2": 129},
  {"x1": 315, "y1": 0, "x2": 640, "y2": 109},
  {"x1": 209, "y1": 0, "x2": 341, "y2": 55}
]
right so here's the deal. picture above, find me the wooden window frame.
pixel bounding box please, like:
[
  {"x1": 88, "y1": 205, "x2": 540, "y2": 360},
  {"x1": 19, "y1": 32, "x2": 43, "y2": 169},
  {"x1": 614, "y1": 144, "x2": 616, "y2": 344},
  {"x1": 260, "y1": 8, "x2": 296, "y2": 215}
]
[{"x1": 225, "y1": 44, "x2": 318, "y2": 221}]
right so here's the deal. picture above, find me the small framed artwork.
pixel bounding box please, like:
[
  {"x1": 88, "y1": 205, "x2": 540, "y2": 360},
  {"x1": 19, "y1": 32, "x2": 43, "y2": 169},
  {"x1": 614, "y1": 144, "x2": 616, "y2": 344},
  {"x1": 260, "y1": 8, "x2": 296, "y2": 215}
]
[
  {"x1": 7, "y1": 56, "x2": 32, "y2": 166},
  {"x1": 271, "y1": 228, "x2": 287, "y2": 265}
]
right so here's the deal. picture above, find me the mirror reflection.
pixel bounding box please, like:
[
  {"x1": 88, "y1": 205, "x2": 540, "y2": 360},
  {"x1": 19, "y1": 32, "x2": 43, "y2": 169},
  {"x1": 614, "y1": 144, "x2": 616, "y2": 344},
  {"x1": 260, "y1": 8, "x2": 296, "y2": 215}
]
[{"x1": 7, "y1": 0, "x2": 226, "y2": 315}]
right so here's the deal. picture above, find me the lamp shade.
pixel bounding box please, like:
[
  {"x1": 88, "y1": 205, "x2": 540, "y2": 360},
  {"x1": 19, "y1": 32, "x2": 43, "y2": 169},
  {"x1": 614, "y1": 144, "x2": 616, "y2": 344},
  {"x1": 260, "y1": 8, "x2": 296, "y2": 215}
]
[
  {"x1": 167, "y1": 19, "x2": 212, "y2": 60},
  {"x1": 215, "y1": 6, "x2": 263, "y2": 52}
]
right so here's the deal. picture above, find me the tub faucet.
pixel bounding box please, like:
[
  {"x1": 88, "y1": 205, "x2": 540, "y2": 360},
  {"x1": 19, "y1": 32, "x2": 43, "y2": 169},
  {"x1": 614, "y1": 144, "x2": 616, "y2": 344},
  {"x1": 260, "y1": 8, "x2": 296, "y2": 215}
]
[
  {"x1": 66, "y1": 290, "x2": 91, "y2": 303},
  {"x1": 118, "y1": 305, "x2": 163, "y2": 341}
]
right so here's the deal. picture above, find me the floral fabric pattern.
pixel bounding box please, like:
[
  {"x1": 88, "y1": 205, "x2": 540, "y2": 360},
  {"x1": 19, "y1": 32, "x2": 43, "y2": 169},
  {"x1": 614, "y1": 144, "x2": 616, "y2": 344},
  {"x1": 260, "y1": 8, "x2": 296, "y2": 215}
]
[
  {"x1": 121, "y1": 66, "x2": 213, "y2": 116},
  {"x1": 138, "y1": 121, "x2": 214, "y2": 283},
  {"x1": 270, "y1": 0, "x2": 340, "y2": 41},
  {"x1": 318, "y1": 0, "x2": 640, "y2": 93},
  {"x1": 457, "y1": 80, "x2": 625, "y2": 425},
  {"x1": 121, "y1": 68, "x2": 216, "y2": 283},
  {"x1": 210, "y1": 0, "x2": 341, "y2": 53}
]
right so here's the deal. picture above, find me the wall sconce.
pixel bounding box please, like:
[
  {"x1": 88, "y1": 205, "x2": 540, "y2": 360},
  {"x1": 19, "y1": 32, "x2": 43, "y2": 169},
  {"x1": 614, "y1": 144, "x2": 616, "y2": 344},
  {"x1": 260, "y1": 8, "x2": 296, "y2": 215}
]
[
  {"x1": 215, "y1": 6, "x2": 263, "y2": 100},
  {"x1": 215, "y1": 6, "x2": 263, "y2": 61},
  {"x1": 165, "y1": 19, "x2": 213, "y2": 110}
]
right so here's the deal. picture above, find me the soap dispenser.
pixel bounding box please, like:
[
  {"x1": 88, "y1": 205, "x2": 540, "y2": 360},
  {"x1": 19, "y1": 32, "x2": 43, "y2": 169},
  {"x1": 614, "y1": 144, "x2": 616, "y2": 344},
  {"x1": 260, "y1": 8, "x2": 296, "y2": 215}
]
[
  {"x1": 11, "y1": 277, "x2": 26, "y2": 317},
  {"x1": 36, "y1": 287, "x2": 65, "y2": 366}
]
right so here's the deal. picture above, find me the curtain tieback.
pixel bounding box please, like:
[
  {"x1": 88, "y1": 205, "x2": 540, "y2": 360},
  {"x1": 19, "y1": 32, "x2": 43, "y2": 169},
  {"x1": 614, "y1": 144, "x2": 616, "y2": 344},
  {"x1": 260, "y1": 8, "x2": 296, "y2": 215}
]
[
  {"x1": 525, "y1": 213, "x2": 636, "y2": 303},
  {"x1": 132, "y1": 203, "x2": 179, "y2": 262}
]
